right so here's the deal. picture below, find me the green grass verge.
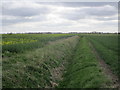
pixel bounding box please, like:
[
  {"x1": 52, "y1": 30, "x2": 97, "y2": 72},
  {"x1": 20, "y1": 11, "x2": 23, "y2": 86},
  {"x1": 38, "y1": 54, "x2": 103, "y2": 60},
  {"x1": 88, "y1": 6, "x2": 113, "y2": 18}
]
[{"x1": 58, "y1": 37, "x2": 111, "y2": 88}]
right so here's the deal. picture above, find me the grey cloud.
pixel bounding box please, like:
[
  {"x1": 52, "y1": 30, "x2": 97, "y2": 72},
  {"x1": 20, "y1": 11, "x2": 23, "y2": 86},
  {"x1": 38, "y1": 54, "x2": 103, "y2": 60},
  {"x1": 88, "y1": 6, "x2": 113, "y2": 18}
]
[
  {"x1": 60, "y1": 5, "x2": 117, "y2": 21},
  {"x1": 2, "y1": 2, "x2": 49, "y2": 26},
  {"x1": 2, "y1": 17, "x2": 31, "y2": 26},
  {"x1": 37, "y1": 2, "x2": 118, "y2": 8},
  {"x1": 2, "y1": 7, "x2": 50, "y2": 17},
  {"x1": 86, "y1": 8, "x2": 117, "y2": 16},
  {"x1": 2, "y1": 14, "x2": 46, "y2": 26},
  {"x1": 42, "y1": 22, "x2": 73, "y2": 27},
  {"x1": 61, "y1": 11, "x2": 85, "y2": 20},
  {"x1": 62, "y1": 2, "x2": 118, "y2": 9},
  {"x1": 1, "y1": 2, "x2": 118, "y2": 33},
  {"x1": 94, "y1": 16, "x2": 117, "y2": 21},
  {"x1": 97, "y1": 21, "x2": 117, "y2": 27},
  {"x1": 2, "y1": 2, "x2": 51, "y2": 26}
]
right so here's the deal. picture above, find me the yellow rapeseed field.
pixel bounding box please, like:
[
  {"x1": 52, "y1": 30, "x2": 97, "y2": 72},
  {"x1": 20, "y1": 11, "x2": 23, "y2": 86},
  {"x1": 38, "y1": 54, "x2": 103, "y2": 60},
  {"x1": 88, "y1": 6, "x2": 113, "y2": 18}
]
[{"x1": 2, "y1": 39, "x2": 37, "y2": 45}]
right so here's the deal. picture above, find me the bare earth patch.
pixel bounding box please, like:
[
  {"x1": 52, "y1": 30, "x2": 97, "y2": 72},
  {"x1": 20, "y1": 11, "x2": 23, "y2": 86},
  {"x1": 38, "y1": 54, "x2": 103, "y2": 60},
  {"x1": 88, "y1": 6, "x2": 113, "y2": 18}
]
[{"x1": 50, "y1": 61, "x2": 67, "y2": 87}]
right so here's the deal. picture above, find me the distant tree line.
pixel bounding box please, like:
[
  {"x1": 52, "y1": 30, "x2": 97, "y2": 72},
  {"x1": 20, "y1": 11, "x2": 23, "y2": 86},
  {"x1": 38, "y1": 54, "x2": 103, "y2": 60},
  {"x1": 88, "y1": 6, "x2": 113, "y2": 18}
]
[{"x1": 3, "y1": 31, "x2": 119, "y2": 34}]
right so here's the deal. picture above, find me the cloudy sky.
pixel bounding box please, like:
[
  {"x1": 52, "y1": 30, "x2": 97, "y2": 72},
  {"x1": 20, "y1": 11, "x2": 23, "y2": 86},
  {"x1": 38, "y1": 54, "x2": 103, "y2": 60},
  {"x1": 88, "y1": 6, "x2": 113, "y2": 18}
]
[{"x1": 1, "y1": 1, "x2": 118, "y2": 33}]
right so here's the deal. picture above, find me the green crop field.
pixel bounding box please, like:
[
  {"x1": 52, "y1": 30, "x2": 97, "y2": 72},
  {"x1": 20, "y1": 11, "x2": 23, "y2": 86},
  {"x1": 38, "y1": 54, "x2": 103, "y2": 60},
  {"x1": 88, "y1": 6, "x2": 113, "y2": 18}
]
[
  {"x1": 88, "y1": 35, "x2": 119, "y2": 76},
  {"x1": 1, "y1": 33, "x2": 119, "y2": 88}
]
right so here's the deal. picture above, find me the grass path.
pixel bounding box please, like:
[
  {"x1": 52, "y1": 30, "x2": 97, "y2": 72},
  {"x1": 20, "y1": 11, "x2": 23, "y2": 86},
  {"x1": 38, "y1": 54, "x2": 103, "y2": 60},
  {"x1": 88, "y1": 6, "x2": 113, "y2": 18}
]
[{"x1": 89, "y1": 42, "x2": 120, "y2": 88}]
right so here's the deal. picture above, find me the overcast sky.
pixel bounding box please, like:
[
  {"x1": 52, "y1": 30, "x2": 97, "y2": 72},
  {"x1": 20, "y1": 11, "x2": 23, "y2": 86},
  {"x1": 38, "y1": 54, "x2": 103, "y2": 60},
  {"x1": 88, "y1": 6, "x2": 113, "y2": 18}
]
[{"x1": 1, "y1": 1, "x2": 118, "y2": 33}]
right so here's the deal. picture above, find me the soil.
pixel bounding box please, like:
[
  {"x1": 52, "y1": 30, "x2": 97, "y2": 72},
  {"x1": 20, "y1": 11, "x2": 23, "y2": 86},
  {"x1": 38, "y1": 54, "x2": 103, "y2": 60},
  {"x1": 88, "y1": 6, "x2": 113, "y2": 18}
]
[{"x1": 50, "y1": 61, "x2": 67, "y2": 87}]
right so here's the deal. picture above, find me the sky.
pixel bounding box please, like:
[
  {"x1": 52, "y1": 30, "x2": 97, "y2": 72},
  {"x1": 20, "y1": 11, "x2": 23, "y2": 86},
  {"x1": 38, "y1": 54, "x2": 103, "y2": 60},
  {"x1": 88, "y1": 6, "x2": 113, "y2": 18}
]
[{"x1": 1, "y1": 1, "x2": 119, "y2": 33}]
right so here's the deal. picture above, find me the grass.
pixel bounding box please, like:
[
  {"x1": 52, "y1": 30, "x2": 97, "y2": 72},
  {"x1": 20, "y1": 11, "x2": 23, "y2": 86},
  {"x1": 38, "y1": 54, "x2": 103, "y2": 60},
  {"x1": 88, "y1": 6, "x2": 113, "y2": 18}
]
[
  {"x1": 88, "y1": 34, "x2": 119, "y2": 76},
  {"x1": 2, "y1": 33, "x2": 119, "y2": 88},
  {"x1": 2, "y1": 36, "x2": 79, "y2": 88},
  {"x1": 58, "y1": 36, "x2": 111, "y2": 88}
]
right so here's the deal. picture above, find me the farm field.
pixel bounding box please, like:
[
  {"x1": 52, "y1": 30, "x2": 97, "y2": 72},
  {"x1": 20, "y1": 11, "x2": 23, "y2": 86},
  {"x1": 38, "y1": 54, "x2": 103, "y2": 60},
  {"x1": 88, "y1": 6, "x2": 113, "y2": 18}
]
[
  {"x1": 2, "y1": 34, "x2": 74, "y2": 57},
  {"x1": 88, "y1": 35, "x2": 119, "y2": 76},
  {"x1": 2, "y1": 33, "x2": 119, "y2": 88}
]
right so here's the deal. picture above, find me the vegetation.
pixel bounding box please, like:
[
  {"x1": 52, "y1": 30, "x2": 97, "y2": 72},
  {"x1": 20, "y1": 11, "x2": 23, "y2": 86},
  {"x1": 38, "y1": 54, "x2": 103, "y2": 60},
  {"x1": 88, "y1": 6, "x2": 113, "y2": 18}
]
[
  {"x1": 88, "y1": 35, "x2": 119, "y2": 76},
  {"x1": 2, "y1": 34, "x2": 74, "y2": 57},
  {"x1": 58, "y1": 37, "x2": 111, "y2": 88},
  {"x1": 2, "y1": 33, "x2": 119, "y2": 88},
  {"x1": 2, "y1": 36, "x2": 79, "y2": 88}
]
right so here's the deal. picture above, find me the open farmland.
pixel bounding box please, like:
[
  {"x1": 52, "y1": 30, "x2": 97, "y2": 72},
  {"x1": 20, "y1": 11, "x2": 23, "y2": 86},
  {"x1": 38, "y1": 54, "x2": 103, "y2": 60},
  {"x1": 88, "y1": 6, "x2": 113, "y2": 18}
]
[
  {"x1": 2, "y1": 34, "x2": 74, "y2": 57},
  {"x1": 88, "y1": 35, "x2": 119, "y2": 76},
  {"x1": 2, "y1": 33, "x2": 119, "y2": 88}
]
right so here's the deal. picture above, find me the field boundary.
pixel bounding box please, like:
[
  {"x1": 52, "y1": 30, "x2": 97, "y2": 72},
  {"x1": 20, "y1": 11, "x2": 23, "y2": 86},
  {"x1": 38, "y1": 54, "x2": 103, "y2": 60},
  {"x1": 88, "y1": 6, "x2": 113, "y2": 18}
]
[
  {"x1": 2, "y1": 36, "x2": 79, "y2": 88},
  {"x1": 89, "y1": 42, "x2": 120, "y2": 88}
]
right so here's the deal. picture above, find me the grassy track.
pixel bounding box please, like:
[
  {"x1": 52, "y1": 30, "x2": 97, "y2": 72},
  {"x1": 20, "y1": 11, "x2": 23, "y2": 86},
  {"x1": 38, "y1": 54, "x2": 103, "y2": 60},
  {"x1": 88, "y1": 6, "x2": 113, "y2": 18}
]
[
  {"x1": 3, "y1": 36, "x2": 79, "y2": 88},
  {"x1": 58, "y1": 37, "x2": 111, "y2": 88}
]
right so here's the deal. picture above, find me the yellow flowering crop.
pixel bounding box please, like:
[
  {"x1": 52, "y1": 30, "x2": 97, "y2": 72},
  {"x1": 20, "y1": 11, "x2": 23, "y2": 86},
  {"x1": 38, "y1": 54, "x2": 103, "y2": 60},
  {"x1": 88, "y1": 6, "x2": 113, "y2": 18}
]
[{"x1": 2, "y1": 39, "x2": 37, "y2": 45}]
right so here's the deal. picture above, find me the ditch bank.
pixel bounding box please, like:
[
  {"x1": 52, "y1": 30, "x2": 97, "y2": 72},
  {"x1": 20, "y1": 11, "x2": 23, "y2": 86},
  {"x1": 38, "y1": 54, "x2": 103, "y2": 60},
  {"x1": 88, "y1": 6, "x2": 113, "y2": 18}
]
[{"x1": 3, "y1": 36, "x2": 79, "y2": 88}]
